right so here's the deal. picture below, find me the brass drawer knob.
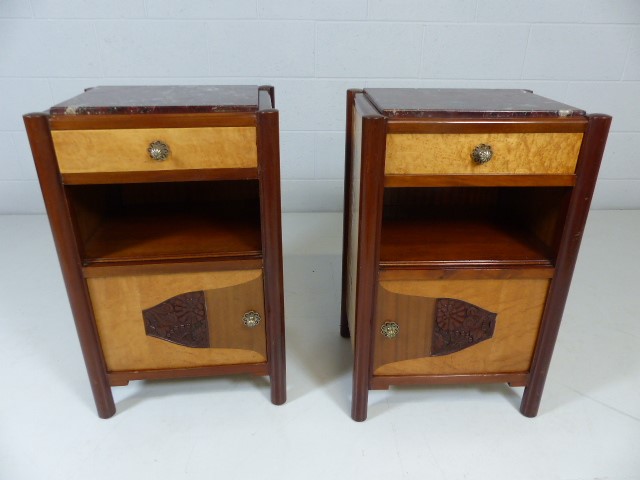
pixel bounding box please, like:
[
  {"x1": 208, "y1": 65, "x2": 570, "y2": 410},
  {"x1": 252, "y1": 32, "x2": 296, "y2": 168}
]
[
  {"x1": 381, "y1": 321, "x2": 399, "y2": 339},
  {"x1": 471, "y1": 143, "x2": 493, "y2": 164},
  {"x1": 148, "y1": 140, "x2": 170, "y2": 161},
  {"x1": 242, "y1": 310, "x2": 261, "y2": 328}
]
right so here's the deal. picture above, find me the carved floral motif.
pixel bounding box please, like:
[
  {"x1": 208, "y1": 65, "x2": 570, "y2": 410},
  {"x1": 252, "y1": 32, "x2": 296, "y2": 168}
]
[
  {"x1": 142, "y1": 290, "x2": 210, "y2": 348},
  {"x1": 431, "y1": 298, "x2": 496, "y2": 356}
]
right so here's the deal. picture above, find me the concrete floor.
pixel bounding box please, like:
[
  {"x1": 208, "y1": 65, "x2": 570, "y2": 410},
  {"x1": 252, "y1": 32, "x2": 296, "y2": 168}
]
[{"x1": 1, "y1": 211, "x2": 638, "y2": 479}]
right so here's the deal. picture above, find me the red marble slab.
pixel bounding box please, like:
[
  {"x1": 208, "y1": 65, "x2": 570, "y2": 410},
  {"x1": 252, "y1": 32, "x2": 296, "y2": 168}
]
[
  {"x1": 364, "y1": 88, "x2": 585, "y2": 118},
  {"x1": 50, "y1": 85, "x2": 260, "y2": 116}
]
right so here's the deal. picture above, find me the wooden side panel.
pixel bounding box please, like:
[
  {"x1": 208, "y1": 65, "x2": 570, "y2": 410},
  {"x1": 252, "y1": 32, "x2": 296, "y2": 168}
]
[
  {"x1": 88, "y1": 269, "x2": 267, "y2": 372},
  {"x1": 345, "y1": 107, "x2": 364, "y2": 348},
  {"x1": 52, "y1": 126, "x2": 257, "y2": 173},
  {"x1": 374, "y1": 277, "x2": 550, "y2": 375},
  {"x1": 385, "y1": 132, "x2": 583, "y2": 175}
]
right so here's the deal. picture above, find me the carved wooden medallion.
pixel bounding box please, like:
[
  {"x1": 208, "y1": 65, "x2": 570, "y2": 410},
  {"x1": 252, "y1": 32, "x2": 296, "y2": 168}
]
[
  {"x1": 142, "y1": 290, "x2": 210, "y2": 348},
  {"x1": 431, "y1": 298, "x2": 496, "y2": 356}
]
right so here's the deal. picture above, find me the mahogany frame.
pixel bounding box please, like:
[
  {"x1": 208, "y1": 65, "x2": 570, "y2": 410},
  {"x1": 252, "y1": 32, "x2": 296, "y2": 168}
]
[
  {"x1": 24, "y1": 85, "x2": 286, "y2": 417},
  {"x1": 340, "y1": 90, "x2": 611, "y2": 421}
]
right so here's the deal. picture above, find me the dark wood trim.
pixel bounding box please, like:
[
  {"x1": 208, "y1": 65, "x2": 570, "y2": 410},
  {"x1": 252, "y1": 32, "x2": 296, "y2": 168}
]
[
  {"x1": 370, "y1": 373, "x2": 529, "y2": 390},
  {"x1": 384, "y1": 174, "x2": 576, "y2": 188},
  {"x1": 108, "y1": 363, "x2": 269, "y2": 386},
  {"x1": 257, "y1": 99, "x2": 286, "y2": 406},
  {"x1": 61, "y1": 167, "x2": 259, "y2": 185},
  {"x1": 83, "y1": 258, "x2": 263, "y2": 278},
  {"x1": 520, "y1": 114, "x2": 612, "y2": 417},
  {"x1": 49, "y1": 112, "x2": 257, "y2": 130},
  {"x1": 351, "y1": 95, "x2": 387, "y2": 422},
  {"x1": 386, "y1": 117, "x2": 588, "y2": 134},
  {"x1": 340, "y1": 89, "x2": 362, "y2": 339},
  {"x1": 23, "y1": 113, "x2": 116, "y2": 419},
  {"x1": 379, "y1": 268, "x2": 555, "y2": 281}
]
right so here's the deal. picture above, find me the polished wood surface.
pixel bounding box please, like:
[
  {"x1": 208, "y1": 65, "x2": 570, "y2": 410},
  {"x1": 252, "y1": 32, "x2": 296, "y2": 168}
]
[
  {"x1": 108, "y1": 363, "x2": 269, "y2": 386},
  {"x1": 384, "y1": 174, "x2": 575, "y2": 188},
  {"x1": 340, "y1": 88, "x2": 610, "y2": 421},
  {"x1": 521, "y1": 114, "x2": 612, "y2": 417},
  {"x1": 257, "y1": 98, "x2": 287, "y2": 405},
  {"x1": 61, "y1": 167, "x2": 258, "y2": 185},
  {"x1": 206, "y1": 274, "x2": 266, "y2": 356},
  {"x1": 340, "y1": 89, "x2": 362, "y2": 339},
  {"x1": 370, "y1": 373, "x2": 529, "y2": 389},
  {"x1": 53, "y1": 126, "x2": 258, "y2": 174},
  {"x1": 88, "y1": 269, "x2": 267, "y2": 371},
  {"x1": 385, "y1": 132, "x2": 583, "y2": 175},
  {"x1": 24, "y1": 113, "x2": 116, "y2": 418},
  {"x1": 345, "y1": 103, "x2": 363, "y2": 349},
  {"x1": 82, "y1": 210, "x2": 262, "y2": 266},
  {"x1": 380, "y1": 218, "x2": 554, "y2": 269},
  {"x1": 26, "y1": 86, "x2": 287, "y2": 416},
  {"x1": 374, "y1": 277, "x2": 550, "y2": 375}
]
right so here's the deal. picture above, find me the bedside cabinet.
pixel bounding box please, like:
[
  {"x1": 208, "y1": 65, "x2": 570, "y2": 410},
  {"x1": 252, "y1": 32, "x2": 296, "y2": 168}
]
[
  {"x1": 24, "y1": 85, "x2": 285, "y2": 418},
  {"x1": 340, "y1": 88, "x2": 610, "y2": 421}
]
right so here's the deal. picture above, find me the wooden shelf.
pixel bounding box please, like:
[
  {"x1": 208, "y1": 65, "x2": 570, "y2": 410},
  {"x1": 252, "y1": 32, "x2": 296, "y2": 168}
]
[
  {"x1": 379, "y1": 218, "x2": 554, "y2": 270},
  {"x1": 82, "y1": 210, "x2": 261, "y2": 266}
]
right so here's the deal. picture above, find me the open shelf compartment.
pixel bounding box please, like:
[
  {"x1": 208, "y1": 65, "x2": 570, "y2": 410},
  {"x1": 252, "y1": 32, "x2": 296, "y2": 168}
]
[
  {"x1": 67, "y1": 179, "x2": 262, "y2": 267},
  {"x1": 380, "y1": 186, "x2": 570, "y2": 270}
]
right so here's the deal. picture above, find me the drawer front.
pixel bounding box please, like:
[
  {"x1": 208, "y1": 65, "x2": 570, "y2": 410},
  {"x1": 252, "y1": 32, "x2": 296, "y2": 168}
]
[
  {"x1": 52, "y1": 126, "x2": 257, "y2": 174},
  {"x1": 87, "y1": 269, "x2": 266, "y2": 372},
  {"x1": 385, "y1": 132, "x2": 583, "y2": 175},
  {"x1": 374, "y1": 277, "x2": 550, "y2": 376}
]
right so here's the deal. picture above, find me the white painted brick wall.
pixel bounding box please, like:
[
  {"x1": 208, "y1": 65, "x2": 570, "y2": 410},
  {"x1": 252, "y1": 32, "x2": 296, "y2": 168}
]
[{"x1": 1, "y1": 0, "x2": 639, "y2": 213}]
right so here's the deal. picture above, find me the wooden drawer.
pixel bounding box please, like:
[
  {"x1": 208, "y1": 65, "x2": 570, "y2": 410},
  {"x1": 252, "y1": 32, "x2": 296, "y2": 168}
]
[
  {"x1": 373, "y1": 276, "x2": 550, "y2": 376},
  {"x1": 52, "y1": 126, "x2": 257, "y2": 174},
  {"x1": 385, "y1": 132, "x2": 583, "y2": 175},
  {"x1": 87, "y1": 268, "x2": 267, "y2": 372}
]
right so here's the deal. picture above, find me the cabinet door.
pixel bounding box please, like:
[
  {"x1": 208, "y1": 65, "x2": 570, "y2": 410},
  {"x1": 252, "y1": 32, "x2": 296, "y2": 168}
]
[
  {"x1": 88, "y1": 269, "x2": 266, "y2": 372},
  {"x1": 374, "y1": 277, "x2": 550, "y2": 376}
]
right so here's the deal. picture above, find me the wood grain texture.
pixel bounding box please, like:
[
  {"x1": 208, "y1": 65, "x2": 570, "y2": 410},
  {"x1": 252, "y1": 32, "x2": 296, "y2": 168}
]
[
  {"x1": 370, "y1": 373, "x2": 528, "y2": 389},
  {"x1": 345, "y1": 104, "x2": 363, "y2": 349},
  {"x1": 374, "y1": 277, "x2": 550, "y2": 375},
  {"x1": 384, "y1": 174, "x2": 575, "y2": 188},
  {"x1": 82, "y1": 211, "x2": 262, "y2": 266},
  {"x1": 108, "y1": 363, "x2": 269, "y2": 386},
  {"x1": 350, "y1": 94, "x2": 387, "y2": 421},
  {"x1": 379, "y1": 218, "x2": 554, "y2": 269},
  {"x1": 385, "y1": 132, "x2": 583, "y2": 175},
  {"x1": 61, "y1": 167, "x2": 258, "y2": 185},
  {"x1": 340, "y1": 89, "x2": 362, "y2": 338},
  {"x1": 521, "y1": 114, "x2": 612, "y2": 417},
  {"x1": 257, "y1": 96, "x2": 287, "y2": 405},
  {"x1": 88, "y1": 269, "x2": 267, "y2": 372},
  {"x1": 23, "y1": 113, "x2": 116, "y2": 418},
  {"x1": 52, "y1": 126, "x2": 257, "y2": 174},
  {"x1": 206, "y1": 272, "x2": 266, "y2": 357}
]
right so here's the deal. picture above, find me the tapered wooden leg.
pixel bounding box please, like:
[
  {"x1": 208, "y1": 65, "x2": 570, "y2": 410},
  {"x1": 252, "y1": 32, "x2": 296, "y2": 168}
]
[
  {"x1": 258, "y1": 102, "x2": 287, "y2": 407},
  {"x1": 340, "y1": 313, "x2": 351, "y2": 338},
  {"x1": 25, "y1": 113, "x2": 116, "y2": 419}
]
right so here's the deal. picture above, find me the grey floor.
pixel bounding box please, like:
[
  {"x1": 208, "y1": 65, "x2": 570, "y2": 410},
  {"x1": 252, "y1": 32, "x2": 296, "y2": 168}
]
[{"x1": 1, "y1": 211, "x2": 639, "y2": 479}]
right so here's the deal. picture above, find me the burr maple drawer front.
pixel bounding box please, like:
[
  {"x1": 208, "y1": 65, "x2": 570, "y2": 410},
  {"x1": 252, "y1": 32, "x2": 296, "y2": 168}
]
[
  {"x1": 52, "y1": 126, "x2": 257, "y2": 174},
  {"x1": 87, "y1": 268, "x2": 266, "y2": 372},
  {"x1": 385, "y1": 132, "x2": 583, "y2": 175},
  {"x1": 373, "y1": 277, "x2": 550, "y2": 376}
]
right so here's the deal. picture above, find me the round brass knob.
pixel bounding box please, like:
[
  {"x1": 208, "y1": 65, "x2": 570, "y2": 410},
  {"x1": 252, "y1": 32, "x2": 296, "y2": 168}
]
[
  {"x1": 381, "y1": 321, "x2": 399, "y2": 339},
  {"x1": 471, "y1": 143, "x2": 493, "y2": 164},
  {"x1": 242, "y1": 311, "x2": 261, "y2": 328},
  {"x1": 148, "y1": 140, "x2": 170, "y2": 161}
]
